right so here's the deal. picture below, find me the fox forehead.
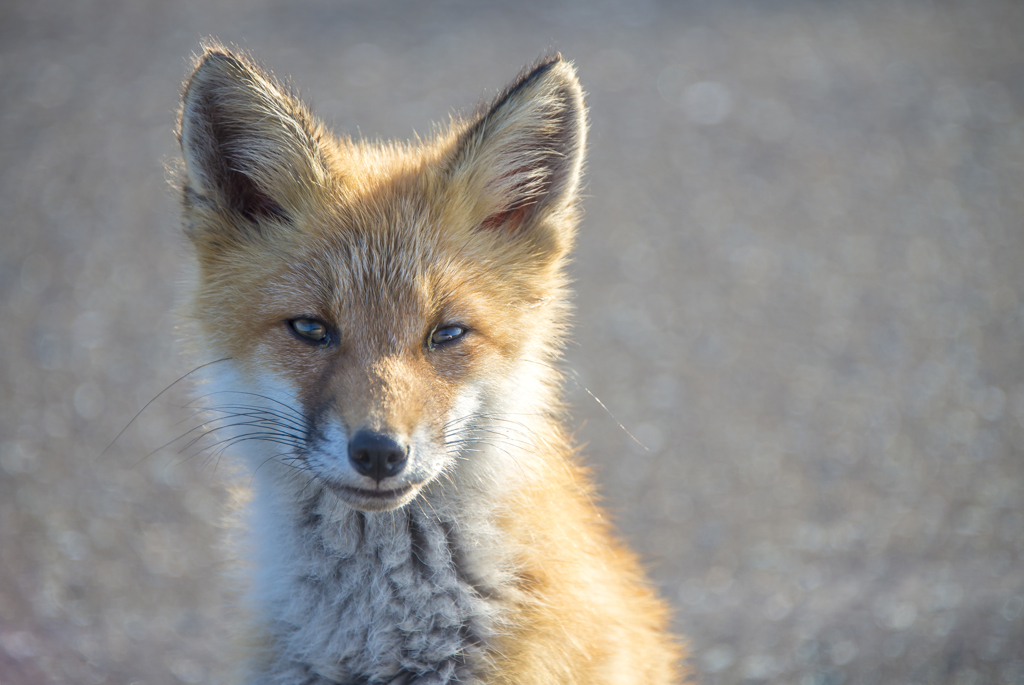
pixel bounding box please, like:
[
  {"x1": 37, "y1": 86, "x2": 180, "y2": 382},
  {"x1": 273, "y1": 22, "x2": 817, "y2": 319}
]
[{"x1": 193, "y1": 205, "x2": 525, "y2": 363}]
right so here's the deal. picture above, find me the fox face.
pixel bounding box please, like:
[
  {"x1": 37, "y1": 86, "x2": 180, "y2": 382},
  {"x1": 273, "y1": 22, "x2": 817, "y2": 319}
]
[{"x1": 178, "y1": 47, "x2": 586, "y2": 513}]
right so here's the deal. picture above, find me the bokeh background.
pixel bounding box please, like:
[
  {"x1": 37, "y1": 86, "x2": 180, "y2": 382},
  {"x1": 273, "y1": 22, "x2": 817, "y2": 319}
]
[{"x1": 3, "y1": 0, "x2": 1024, "y2": 683}]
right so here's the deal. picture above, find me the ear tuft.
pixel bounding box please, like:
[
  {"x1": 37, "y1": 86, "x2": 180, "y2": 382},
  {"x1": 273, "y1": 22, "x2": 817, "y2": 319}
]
[
  {"x1": 178, "y1": 43, "x2": 329, "y2": 235},
  {"x1": 450, "y1": 54, "x2": 587, "y2": 236}
]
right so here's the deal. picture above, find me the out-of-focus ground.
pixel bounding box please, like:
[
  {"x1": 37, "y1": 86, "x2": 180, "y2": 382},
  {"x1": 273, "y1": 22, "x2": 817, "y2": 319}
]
[{"x1": 2, "y1": 1, "x2": 1024, "y2": 683}]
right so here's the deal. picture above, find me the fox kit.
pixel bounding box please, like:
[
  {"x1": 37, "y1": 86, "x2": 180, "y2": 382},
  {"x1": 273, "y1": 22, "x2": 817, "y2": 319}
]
[{"x1": 176, "y1": 44, "x2": 683, "y2": 684}]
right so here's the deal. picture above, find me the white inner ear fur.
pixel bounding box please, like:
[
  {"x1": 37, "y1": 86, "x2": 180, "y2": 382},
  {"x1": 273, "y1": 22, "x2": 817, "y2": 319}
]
[
  {"x1": 450, "y1": 58, "x2": 587, "y2": 231},
  {"x1": 178, "y1": 49, "x2": 331, "y2": 221}
]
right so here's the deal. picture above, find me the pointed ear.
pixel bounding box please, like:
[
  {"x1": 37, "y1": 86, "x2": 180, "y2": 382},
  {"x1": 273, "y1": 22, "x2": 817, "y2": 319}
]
[
  {"x1": 449, "y1": 55, "x2": 587, "y2": 238},
  {"x1": 177, "y1": 44, "x2": 331, "y2": 238}
]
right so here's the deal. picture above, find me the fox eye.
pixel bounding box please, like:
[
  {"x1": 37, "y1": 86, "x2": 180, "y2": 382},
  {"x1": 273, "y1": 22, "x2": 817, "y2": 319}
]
[
  {"x1": 429, "y1": 325, "x2": 466, "y2": 347},
  {"x1": 289, "y1": 318, "x2": 331, "y2": 347}
]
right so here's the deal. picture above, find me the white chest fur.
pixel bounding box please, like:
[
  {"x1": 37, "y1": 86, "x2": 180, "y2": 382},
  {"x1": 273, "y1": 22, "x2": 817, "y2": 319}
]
[{"x1": 248, "y1": 482, "x2": 496, "y2": 685}]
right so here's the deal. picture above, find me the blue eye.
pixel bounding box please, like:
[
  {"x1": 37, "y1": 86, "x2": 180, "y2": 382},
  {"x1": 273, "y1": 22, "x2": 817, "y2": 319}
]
[
  {"x1": 430, "y1": 325, "x2": 466, "y2": 346},
  {"x1": 289, "y1": 318, "x2": 331, "y2": 346}
]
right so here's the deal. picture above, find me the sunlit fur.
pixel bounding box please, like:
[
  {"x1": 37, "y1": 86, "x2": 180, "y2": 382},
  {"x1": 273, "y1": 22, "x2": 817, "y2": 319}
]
[{"x1": 177, "y1": 42, "x2": 685, "y2": 685}]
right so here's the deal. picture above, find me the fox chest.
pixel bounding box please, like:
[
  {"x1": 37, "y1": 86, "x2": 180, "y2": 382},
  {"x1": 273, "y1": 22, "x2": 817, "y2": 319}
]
[{"x1": 269, "y1": 506, "x2": 491, "y2": 684}]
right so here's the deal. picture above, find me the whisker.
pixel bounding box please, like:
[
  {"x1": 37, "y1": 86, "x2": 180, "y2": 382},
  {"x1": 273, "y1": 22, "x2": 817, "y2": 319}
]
[
  {"x1": 176, "y1": 418, "x2": 306, "y2": 457},
  {"x1": 564, "y1": 367, "x2": 647, "y2": 451},
  {"x1": 166, "y1": 429, "x2": 306, "y2": 471},
  {"x1": 196, "y1": 433, "x2": 307, "y2": 458},
  {"x1": 129, "y1": 412, "x2": 299, "y2": 469},
  {"x1": 185, "y1": 410, "x2": 311, "y2": 442},
  {"x1": 187, "y1": 390, "x2": 306, "y2": 421},
  {"x1": 100, "y1": 357, "x2": 233, "y2": 460},
  {"x1": 249, "y1": 451, "x2": 305, "y2": 486},
  {"x1": 186, "y1": 402, "x2": 309, "y2": 433}
]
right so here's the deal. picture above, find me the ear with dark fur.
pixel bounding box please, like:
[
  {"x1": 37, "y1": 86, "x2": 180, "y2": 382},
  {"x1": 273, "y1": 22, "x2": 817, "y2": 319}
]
[
  {"x1": 449, "y1": 55, "x2": 587, "y2": 238},
  {"x1": 178, "y1": 44, "x2": 330, "y2": 239}
]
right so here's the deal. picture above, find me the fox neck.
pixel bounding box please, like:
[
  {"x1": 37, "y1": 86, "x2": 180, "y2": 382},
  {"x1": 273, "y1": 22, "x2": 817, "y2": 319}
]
[{"x1": 245, "y1": 442, "x2": 535, "y2": 684}]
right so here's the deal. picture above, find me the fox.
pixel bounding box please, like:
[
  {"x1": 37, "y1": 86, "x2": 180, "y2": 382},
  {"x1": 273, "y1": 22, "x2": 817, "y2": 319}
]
[{"x1": 175, "y1": 43, "x2": 684, "y2": 685}]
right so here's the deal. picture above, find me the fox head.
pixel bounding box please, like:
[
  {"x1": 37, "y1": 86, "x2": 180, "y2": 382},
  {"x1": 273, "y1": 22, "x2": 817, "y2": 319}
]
[{"x1": 177, "y1": 45, "x2": 587, "y2": 512}]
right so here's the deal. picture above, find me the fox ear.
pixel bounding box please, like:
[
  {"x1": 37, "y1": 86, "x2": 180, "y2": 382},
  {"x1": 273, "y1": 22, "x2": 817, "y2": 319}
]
[
  {"x1": 449, "y1": 55, "x2": 587, "y2": 238},
  {"x1": 178, "y1": 45, "x2": 330, "y2": 237}
]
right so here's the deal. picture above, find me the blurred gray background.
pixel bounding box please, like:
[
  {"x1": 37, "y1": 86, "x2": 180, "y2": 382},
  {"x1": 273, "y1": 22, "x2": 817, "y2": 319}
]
[{"x1": 2, "y1": 0, "x2": 1024, "y2": 683}]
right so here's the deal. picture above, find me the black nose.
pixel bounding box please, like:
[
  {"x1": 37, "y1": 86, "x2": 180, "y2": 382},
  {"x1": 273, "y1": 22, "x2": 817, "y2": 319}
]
[{"x1": 347, "y1": 430, "x2": 408, "y2": 482}]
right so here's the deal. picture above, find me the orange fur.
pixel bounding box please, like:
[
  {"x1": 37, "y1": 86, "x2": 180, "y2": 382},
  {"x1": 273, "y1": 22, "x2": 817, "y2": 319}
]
[{"x1": 177, "y1": 42, "x2": 686, "y2": 685}]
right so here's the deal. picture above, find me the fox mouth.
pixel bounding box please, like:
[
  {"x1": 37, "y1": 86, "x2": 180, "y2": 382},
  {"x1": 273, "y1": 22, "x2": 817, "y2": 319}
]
[
  {"x1": 338, "y1": 484, "x2": 413, "y2": 499},
  {"x1": 331, "y1": 483, "x2": 418, "y2": 511}
]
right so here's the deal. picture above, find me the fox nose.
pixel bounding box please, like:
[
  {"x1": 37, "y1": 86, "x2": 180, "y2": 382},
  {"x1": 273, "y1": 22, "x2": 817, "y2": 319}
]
[{"x1": 347, "y1": 430, "x2": 408, "y2": 482}]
